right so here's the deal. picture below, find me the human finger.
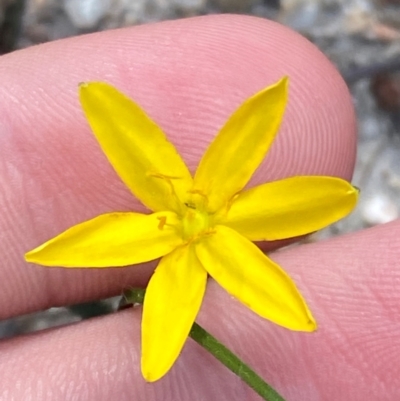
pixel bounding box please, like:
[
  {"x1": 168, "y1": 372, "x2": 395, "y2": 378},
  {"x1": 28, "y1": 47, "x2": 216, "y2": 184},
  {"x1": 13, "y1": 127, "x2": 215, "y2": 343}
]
[
  {"x1": 1, "y1": 220, "x2": 398, "y2": 400},
  {"x1": 0, "y1": 14, "x2": 356, "y2": 318}
]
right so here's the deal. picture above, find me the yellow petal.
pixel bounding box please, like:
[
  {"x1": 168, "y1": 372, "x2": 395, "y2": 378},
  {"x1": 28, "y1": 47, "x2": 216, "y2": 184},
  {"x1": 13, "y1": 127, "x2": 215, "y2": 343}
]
[
  {"x1": 141, "y1": 245, "x2": 207, "y2": 382},
  {"x1": 25, "y1": 212, "x2": 183, "y2": 267},
  {"x1": 224, "y1": 176, "x2": 358, "y2": 241},
  {"x1": 195, "y1": 225, "x2": 316, "y2": 331},
  {"x1": 193, "y1": 77, "x2": 288, "y2": 212},
  {"x1": 79, "y1": 82, "x2": 193, "y2": 212}
]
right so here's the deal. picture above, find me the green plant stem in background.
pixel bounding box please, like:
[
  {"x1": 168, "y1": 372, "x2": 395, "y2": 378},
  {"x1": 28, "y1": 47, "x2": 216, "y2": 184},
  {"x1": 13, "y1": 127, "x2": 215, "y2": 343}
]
[{"x1": 124, "y1": 288, "x2": 286, "y2": 401}]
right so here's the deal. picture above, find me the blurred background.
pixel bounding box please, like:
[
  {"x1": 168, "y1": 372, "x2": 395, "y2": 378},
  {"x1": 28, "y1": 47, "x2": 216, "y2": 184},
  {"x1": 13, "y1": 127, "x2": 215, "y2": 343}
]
[{"x1": 1, "y1": 0, "x2": 400, "y2": 336}]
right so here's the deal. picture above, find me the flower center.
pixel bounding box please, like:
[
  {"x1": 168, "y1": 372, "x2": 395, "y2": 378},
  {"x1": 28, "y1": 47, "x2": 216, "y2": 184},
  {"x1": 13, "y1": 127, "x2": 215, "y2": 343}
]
[{"x1": 181, "y1": 203, "x2": 211, "y2": 241}]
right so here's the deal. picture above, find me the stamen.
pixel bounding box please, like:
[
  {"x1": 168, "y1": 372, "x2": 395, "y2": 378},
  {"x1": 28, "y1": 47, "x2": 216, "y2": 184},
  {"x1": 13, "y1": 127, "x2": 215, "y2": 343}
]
[
  {"x1": 147, "y1": 171, "x2": 183, "y2": 211},
  {"x1": 147, "y1": 172, "x2": 181, "y2": 180},
  {"x1": 204, "y1": 228, "x2": 217, "y2": 237},
  {"x1": 184, "y1": 202, "x2": 196, "y2": 210},
  {"x1": 185, "y1": 228, "x2": 216, "y2": 246},
  {"x1": 147, "y1": 172, "x2": 179, "y2": 197},
  {"x1": 187, "y1": 189, "x2": 209, "y2": 208},
  {"x1": 188, "y1": 188, "x2": 208, "y2": 197},
  {"x1": 226, "y1": 193, "x2": 240, "y2": 213},
  {"x1": 157, "y1": 216, "x2": 167, "y2": 230}
]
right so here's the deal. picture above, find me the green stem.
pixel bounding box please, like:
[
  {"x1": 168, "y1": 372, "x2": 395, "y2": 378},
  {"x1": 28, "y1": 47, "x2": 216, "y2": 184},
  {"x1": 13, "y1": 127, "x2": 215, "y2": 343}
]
[
  {"x1": 189, "y1": 322, "x2": 285, "y2": 401},
  {"x1": 123, "y1": 288, "x2": 286, "y2": 401}
]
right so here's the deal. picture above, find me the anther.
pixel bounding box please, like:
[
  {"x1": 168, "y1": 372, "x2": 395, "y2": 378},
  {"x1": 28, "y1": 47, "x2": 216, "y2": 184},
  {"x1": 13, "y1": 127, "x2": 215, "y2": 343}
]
[
  {"x1": 187, "y1": 189, "x2": 209, "y2": 207},
  {"x1": 147, "y1": 172, "x2": 181, "y2": 180},
  {"x1": 184, "y1": 202, "x2": 196, "y2": 210},
  {"x1": 157, "y1": 216, "x2": 167, "y2": 230},
  {"x1": 226, "y1": 193, "x2": 240, "y2": 213},
  {"x1": 147, "y1": 171, "x2": 183, "y2": 211}
]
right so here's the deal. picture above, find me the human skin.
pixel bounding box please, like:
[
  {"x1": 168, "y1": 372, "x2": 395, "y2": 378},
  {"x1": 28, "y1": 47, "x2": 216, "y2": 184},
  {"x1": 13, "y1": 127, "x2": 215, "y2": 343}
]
[{"x1": 0, "y1": 14, "x2": 399, "y2": 401}]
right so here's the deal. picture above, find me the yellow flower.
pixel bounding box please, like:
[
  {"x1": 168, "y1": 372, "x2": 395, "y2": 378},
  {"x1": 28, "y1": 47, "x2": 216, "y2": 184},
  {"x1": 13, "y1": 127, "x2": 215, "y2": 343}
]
[{"x1": 25, "y1": 77, "x2": 358, "y2": 382}]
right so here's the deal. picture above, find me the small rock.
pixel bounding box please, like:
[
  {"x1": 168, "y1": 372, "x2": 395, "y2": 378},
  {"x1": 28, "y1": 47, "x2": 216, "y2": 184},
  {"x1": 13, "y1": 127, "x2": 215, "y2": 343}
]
[
  {"x1": 371, "y1": 72, "x2": 400, "y2": 112},
  {"x1": 378, "y1": 0, "x2": 400, "y2": 5},
  {"x1": 211, "y1": 0, "x2": 258, "y2": 12},
  {"x1": 119, "y1": 0, "x2": 147, "y2": 24},
  {"x1": 279, "y1": 0, "x2": 320, "y2": 32},
  {"x1": 360, "y1": 115, "x2": 382, "y2": 140},
  {"x1": 173, "y1": 0, "x2": 207, "y2": 14},
  {"x1": 63, "y1": 0, "x2": 111, "y2": 29},
  {"x1": 361, "y1": 193, "x2": 398, "y2": 225}
]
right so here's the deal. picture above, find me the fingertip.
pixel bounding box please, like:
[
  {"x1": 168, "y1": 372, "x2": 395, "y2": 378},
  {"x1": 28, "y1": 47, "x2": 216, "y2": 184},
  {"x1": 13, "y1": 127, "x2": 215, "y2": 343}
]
[{"x1": 0, "y1": 14, "x2": 356, "y2": 317}]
